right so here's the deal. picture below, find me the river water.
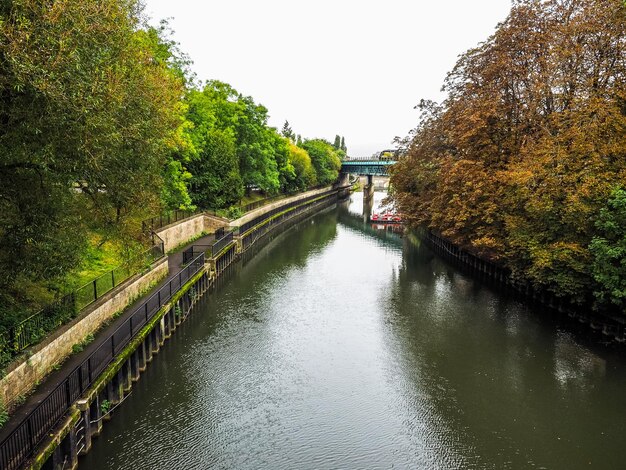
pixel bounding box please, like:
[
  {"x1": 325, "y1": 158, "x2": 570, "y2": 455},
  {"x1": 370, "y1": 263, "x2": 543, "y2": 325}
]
[{"x1": 81, "y1": 193, "x2": 626, "y2": 469}]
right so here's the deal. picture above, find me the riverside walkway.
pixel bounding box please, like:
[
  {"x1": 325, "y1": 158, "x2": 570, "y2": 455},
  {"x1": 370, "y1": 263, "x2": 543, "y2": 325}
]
[
  {"x1": 0, "y1": 185, "x2": 338, "y2": 469},
  {"x1": 0, "y1": 231, "x2": 217, "y2": 445}
]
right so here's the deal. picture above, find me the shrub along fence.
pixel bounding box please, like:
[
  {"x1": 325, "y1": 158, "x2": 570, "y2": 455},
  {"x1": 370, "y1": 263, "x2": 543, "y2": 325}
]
[{"x1": 0, "y1": 243, "x2": 164, "y2": 367}]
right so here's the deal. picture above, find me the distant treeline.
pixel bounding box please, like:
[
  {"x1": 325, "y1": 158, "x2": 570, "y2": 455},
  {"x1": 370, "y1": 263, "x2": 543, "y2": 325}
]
[
  {"x1": 391, "y1": 0, "x2": 626, "y2": 311},
  {"x1": 179, "y1": 83, "x2": 345, "y2": 211},
  {"x1": 0, "y1": 0, "x2": 344, "y2": 318}
]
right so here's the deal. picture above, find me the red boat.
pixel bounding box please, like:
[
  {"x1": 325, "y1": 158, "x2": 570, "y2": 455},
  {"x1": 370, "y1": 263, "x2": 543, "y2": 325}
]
[{"x1": 371, "y1": 212, "x2": 402, "y2": 223}]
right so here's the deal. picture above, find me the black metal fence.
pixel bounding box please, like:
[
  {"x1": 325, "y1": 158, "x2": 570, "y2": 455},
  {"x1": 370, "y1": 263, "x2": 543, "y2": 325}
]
[
  {"x1": 181, "y1": 229, "x2": 234, "y2": 264},
  {"x1": 238, "y1": 189, "x2": 336, "y2": 235},
  {"x1": 141, "y1": 209, "x2": 204, "y2": 233},
  {"x1": 241, "y1": 191, "x2": 338, "y2": 251},
  {"x1": 3, "y1": 296, "x2": 76, "y2": 361},
  {"x1": 214, "y1": 226, "x2": 226, "y2": 239},
  {"x1": 0, "y1": 244, "x2": 165, "y2": 365},
  {"x1": 238, "y1": 196, "x2": 278, "y2": 213},
  {"x1": 235, "y1": 185, "x2": 327, "y2": 216},
  {"x1": 73, "y1": 244, "x2": 164, "y2": 312},
  {"x1": 182, "y1": 244, "x2": 212, "y2": 264},
  {"x1": 0, "y1": 253, "x2": 205, "y2": 470},
  {"x1": 210, "y1": 231, "x2": 234, "y2": 257}
]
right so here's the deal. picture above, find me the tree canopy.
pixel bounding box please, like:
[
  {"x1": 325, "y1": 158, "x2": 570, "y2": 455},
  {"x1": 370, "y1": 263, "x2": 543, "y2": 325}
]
[
  {"x1": 0, "y1": 0, "x2": 184, "y2": 295},
  {"x1": 391, "y1": 0, "x2": 626, "y2": 308},
  {"x1": 0, "y1": 0, "x2": 346, "y2": 326},
  {"x1": 300, "y1": 139, "x2": 342, "y2": 186}
]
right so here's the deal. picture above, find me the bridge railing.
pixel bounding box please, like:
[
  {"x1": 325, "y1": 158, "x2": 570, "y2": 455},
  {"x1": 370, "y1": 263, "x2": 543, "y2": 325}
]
[{"x1": 342, "y1": 158, "x2": 397, "y2": 162}]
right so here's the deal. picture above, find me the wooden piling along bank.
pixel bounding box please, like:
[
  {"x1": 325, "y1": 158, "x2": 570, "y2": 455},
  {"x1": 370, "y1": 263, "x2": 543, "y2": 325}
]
[
  {"x1": 424, "y1": 230, "x2": 626, "y2": 343},
  {"x1": 1, "y1": 188, "x2": 343, "y2": 470}
]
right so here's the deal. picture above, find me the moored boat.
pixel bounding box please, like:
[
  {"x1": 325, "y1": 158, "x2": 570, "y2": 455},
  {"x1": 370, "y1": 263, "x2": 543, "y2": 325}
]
[{"x1": 371, "y1": 212, "x2": 403, "y2": 224}]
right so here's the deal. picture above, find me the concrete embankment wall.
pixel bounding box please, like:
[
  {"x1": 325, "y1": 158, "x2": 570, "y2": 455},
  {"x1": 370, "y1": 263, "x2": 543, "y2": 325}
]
[
  {"x1": 0, "y1": 259, "x2": 168, "y2": 410},
  {"x1": 157, "y1": 214, "x2": 227, "y2": 253},
  {"x1": 230, "y1": 186, "x2": 332, "y2": 229}
]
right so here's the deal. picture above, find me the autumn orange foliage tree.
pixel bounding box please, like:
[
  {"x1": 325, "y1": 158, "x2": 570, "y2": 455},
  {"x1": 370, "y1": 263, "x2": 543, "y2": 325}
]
[{"x1": 391, "y1": 0, "x2": 626, "y2": 306}]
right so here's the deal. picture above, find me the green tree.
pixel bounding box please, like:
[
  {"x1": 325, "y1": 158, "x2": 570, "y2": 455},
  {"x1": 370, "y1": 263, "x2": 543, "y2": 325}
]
[
  {"x1": 281, "y1": 120, "x2": 295, "y2": 140},
  {"x1": 191, "y1": 81, "x2": 280, "y2": 195},
  {"x1": 301, "y1": 139, "x2": 342, "y2": 185},
  {"x1": 235, "y1": 95, "x2": 280, "y2": 194},
  {"x1": 0, "y1": 0, "x2": 184, "y2": 296},
  {"x1": 187, "y1": 128, "x2": 243, "y2": 209},
  {"x1": 333, "y1": 135, "x2": 341, "y2": 149},
  {"x1": 287, "y1": 143, "x2": 316, "y2": 190},
  {"x1": 590, "y1": 188, "x2": 626, "y2": 310},
  {"x1": 271, "y1": 133, "x2": 297, "y2": 192}
]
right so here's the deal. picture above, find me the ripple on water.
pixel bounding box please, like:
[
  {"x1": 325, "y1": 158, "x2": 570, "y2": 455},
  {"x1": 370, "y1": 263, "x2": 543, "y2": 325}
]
[{"x1": 80, "y1": 198, "x2": 626, "y2": 470}]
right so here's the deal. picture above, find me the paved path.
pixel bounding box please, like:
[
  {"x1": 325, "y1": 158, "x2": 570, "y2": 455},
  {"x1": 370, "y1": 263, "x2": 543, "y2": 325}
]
[{"x1": 0, "y1": 231, "x2": 217, "y2": 442}]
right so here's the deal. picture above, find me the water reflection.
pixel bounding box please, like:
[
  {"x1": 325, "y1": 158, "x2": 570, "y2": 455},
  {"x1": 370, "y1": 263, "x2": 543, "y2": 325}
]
[{"x1": 81, "y1": 192, "x2": 626, "y2": 470}]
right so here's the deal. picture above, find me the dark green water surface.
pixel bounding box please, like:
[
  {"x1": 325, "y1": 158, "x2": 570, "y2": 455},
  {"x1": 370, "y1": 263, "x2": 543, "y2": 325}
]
[{"x1": 81, "y1": 193, "x2": 626, "y2": 469}]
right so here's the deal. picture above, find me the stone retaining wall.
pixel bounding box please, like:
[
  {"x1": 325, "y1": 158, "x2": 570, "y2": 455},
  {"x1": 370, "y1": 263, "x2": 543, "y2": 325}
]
[
  {"x1": 230, "y1": 186, "x2": 332, "y2": 229},
  {"x1": 0, "y1": 259, "x2": 168, "y2": 409},
  {"x1": 157, "y1": 214, "x2": 227, "y2": 253}
]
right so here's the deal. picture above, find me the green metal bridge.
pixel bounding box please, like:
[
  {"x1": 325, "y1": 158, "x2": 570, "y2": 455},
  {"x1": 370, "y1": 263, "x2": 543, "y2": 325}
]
[
  {"x1": 340, "y1": 159, "x2": 395, "y2": 176},
  {"x1": 340, "y1": 149, "x2": 398, "y2": 176}
]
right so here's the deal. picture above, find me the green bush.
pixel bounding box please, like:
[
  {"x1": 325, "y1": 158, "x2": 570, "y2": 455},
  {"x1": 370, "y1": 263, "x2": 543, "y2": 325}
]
[{"x1": 227, "y1": 206, "x2": 243, "y2": 219}]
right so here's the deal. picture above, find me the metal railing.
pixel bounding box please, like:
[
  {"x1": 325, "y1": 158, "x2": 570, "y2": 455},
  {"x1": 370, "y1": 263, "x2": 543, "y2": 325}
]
[
  {"x1": 0, "y1": 253, "x2": 206, "y2": 470},
  {"x1": 240, "y1": 191, "x2": 338, "y2": 252},
  {"x1": 210, "y1": 231, "x2": 234, "y2": 257},
  {"x1": 237, "y1": 189, "x2": 336, "y2": 235},
  {"x1": 238, "y1": 196, "x2": 279, "y2": 214},
  {"x1": 182, "y1": 229, "x2": 234, "y2": 264},
  {"x1": 182, "y1": 244, "x2": 211, "y2": 264},
  {"x1": 141, "y1": 209, "x2": 204, "y2": 233},
  {"x1": 0, "y1": 244, "x2": 165, "y2": 364},
  {"x1": 73, "y1": 244, "x2": 164, "y2": 312},
  {"x1": 235, "y1": 185, "x2": 327, "y2": 217}
]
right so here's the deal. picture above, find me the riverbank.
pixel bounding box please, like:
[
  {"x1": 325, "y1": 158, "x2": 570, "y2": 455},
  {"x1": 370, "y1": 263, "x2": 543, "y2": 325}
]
[
  {"x1": 0, "y1": 186, "x2": 341, "y2": 470},
  {"x1": 423, "y1": 230, "x2": 626, "y2": 344}
]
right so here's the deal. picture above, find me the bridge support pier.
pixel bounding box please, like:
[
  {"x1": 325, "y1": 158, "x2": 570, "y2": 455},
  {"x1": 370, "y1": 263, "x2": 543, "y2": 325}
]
[
  {"x1": 364, "y1": 174, "x2": 374, "y2": 203},
  {"x1": 363, "y1": 193, "x2": 373, "y2": 221}
]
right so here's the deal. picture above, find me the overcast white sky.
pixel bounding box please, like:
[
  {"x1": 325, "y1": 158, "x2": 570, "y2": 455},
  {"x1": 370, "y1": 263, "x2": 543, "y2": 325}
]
[{"x1": 143, "y1": 0, "x2": 512, "y2": 157}]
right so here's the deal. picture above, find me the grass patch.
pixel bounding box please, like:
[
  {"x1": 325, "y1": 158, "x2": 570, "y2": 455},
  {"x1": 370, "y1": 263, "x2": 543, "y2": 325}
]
[
  {"x1": 239, "y1": 191, "x2": 268, "y2": 206},
  {"x1": 64, "y1": 234, "x2": 125, "y2": 290}
]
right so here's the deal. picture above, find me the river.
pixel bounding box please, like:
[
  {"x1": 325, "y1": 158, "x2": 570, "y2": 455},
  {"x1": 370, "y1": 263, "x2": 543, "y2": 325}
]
[{"x1": 81, "y1": 192, "x2": 626, "y2": 469}]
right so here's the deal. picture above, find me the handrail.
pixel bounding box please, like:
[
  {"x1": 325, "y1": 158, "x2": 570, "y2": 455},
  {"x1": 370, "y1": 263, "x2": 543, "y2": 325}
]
[
  {"x1": 0, "y1": 243, "x2": 165, "y2": 364},
  {"x1": 0, "y1": 253, "x2": 206, "y2": 470},
  {"x1": 141, "y1": 209, "x2": 204, "y2": 233},
  {"x1": 237, "y1": 189, "x2": 336, "y2": 236},
  {"x1": 210, "y1": 231, "x2": 234, "y2": 257},
  {"x1": 234, "y1": 185, "x2": 327, "y2": 217},
  {"x1": 182, "y1": 229, "x2": 234, "y2": 264}
]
